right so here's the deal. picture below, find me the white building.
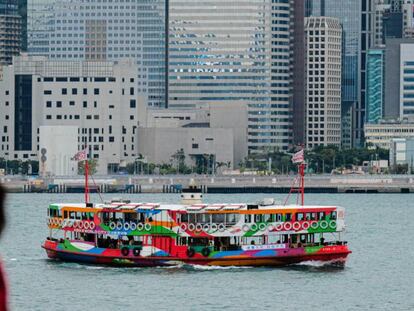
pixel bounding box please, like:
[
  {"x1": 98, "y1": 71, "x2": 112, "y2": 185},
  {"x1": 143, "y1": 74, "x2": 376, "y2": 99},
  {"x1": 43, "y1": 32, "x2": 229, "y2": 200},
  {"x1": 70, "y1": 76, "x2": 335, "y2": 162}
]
[
  {"x1": 305, "y1": 17, "x2": 342, "y2": 148},
  {"x1": 0, "y1": 55, "x2": 147, "y2": 174},
  {"x1": 389, "y1": 137, "x2": 414, "y2": 168},
  {"x1": 400, "y1": 43, "x2": 414, "y2": 120},
  {"x1": 137, "y1": 102, "x2": 248, "y2": 170},
  {"x1": 365, "y1": 120, "x2": 414, "y2": 149}
]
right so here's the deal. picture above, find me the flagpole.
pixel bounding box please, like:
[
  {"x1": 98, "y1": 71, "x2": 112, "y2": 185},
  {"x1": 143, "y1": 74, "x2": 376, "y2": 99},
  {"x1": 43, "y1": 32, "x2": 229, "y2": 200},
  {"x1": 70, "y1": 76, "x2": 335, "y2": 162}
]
[{"x1": 85, "y1": 157, "x2": 89, "y2": 204}]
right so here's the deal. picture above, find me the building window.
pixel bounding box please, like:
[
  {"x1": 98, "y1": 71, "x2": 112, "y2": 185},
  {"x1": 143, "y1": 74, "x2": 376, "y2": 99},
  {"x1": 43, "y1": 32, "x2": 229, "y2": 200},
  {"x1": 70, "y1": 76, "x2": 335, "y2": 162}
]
[
  {"x1": 192, "y1": 143, "x2": 199, "y2": 149},
  {"x1": 57, "y1": 115, "x2": 62, "y2": 119},
  {"x1": 56, "y1": 101, "x2": 62, "y2": 108},
  {"x1": 130, "y1": 87, "x2": 134, "y2": 95},
  {"x1": 62, "y1": 88, "x2": 67, "y2": 95},
  {"x1": 130, "y1": 99, "x2": 136, "y2": 108},
  {"x1": 94, "y1": 88, "x2": 99, "y2": 95},
  {"x1": 83, "y1": 88, "x2": 87, "y2": 95},
  {"x1": 44, "y1": 90, "x2": 52, "y2": 95},
  {"x1": 109, "y1": 136, "x2": 115, "y2": 142},
  {"x1": 130, "y1": 115, "x2": 134, "y2": 120},
  {"x1": 46, "y1": 115, "x2": 52, "y2": 120},
  {"x1": 46, "y1": 101, "x2": 52, "y2": 108},
  {"x1": 69, "y1": 101, "x2": 75, "y2": 106},
  {"x1": 72, "y1": 88, "x2": 77, "y2": 95},
  {"x1": 83, "y1": 101, "x2": 87, "y2": 108}
]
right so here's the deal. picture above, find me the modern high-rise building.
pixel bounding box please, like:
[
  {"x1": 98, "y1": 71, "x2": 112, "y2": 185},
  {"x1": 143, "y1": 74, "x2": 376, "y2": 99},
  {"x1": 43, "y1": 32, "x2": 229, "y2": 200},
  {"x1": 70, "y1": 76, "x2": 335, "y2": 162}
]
[
  {"x1": 306, "y1": 0, "x2": 374, "y2": 148},
  {"x1": 0, "y1": 0, "x2": 22, "y2": 64},
  {"x1": 366, "y1": 49, "x2": 385, "y2": 124},
  {"x1": 168, "y1": 0, "x2": 293, "y2": 152},
  {"x1": 292, "y1": 0, "x2": 306, "y2": 145},
  {"x1": 27, "y1": 0, "x2": 167, "y2": 107},
  {"x1": 305, "y1": 16, "x2": 342, "y2": 148}
]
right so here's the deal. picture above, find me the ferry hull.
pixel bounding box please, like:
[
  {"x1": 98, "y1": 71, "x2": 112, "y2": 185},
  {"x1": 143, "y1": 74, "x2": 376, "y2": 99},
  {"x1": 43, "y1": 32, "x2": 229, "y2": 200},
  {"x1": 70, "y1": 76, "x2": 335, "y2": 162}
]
[{"x1": 43, "y1": 240, "x2": 351, "y2": 267}]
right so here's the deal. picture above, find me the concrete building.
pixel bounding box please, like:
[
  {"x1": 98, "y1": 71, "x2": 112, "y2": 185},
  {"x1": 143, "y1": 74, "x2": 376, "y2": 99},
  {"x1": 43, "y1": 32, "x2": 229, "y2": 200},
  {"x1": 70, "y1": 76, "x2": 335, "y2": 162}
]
[
  {"x1": 305, "y1": 17, "x2": 342, "y2": 148},
  {"x1": 27, "y1": 0, "x2": 167, "y2": 107},
  {"x1": 0, "y1": 55, "x2": 147, "y2": 174},
  {"x1": 389, "y1": 137, "x2": 414, "y2": 169},
  {"x1": 292, "y1": 0, "x2": 306, "y2": 145},
  {"x1": 365, "y1": 120, "x2": 414, "y2": 149},
  {"x1": 39, "y1": 126, "x2": 78, "y2": 176},
  {"x1": 168, "y1": 0, "x2": 292, "y2": 152},
  {"x1": 0, "y1": 0, "x2": 22, "y2": 65},
  {"x1": 366, "y1": 49, "x2": 385, "y2": 123},
  {"x1": 137, "y1": 102, "x2": 248, "y2": 171}
]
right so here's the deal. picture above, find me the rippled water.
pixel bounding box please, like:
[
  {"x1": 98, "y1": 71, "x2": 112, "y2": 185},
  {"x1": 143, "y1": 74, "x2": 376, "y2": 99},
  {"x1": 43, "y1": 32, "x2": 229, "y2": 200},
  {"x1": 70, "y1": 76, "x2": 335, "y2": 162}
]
[{"x1": 0, "y1": 193, "x2": 413, "y2": 311}]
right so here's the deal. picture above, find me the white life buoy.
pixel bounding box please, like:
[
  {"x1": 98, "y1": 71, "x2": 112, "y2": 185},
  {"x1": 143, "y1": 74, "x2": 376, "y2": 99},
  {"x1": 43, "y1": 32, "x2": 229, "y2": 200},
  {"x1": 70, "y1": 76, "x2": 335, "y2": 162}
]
[
  {"x1": 144, "y1": 223, "x2": 152, "y2": 231},
  {"x1": 195, "y1": 223, "x2": 203, "y2": 232},
  {"x1": 210, "y1": 223, "x2": 218, "y2": 232},
  {"x1": 188, "y1": 223, "x2": 196, "y2": 231},
  {"x1": 116, "y1": 222, "x2": 123, "y2": 231},
  {"x1": 73, "y1": 220, "x2": 80, "y2": 229},
  {"x1": 180, "y1": 223, "x2": 188, "y2": 231},
  {"x1": 58, "y1": 219, "x2": 63, "y2": 226},
  {"x1": 218, "y1": 223, "x2": 226, "y2": 232},
  {"x1": 124, "y1": 222, "x2": 130, "y2": 231},
  {"x1": 293, "y1": 222, "x2": 301, "y2": 231},
  {"x1": 83, "y1": 221, "x2": 90, "y2": 230},
  {"x1": 284, "y1": 222, "x2": 292, "y2": 231},
  {"x1": 259, "y1": 223, "x2": 267, "y2": 231},
  {"x1": 109, "y1": 222, "x2": 117, "y2": 231},
  {"x1": 203, "y1": 223, "x2": 210, "y2": 232},
  {"x1": 329, "y1": 220, "x2": 336, "y2": 229},
  {"x1": 275, "y1": 223, "x2": 283, "y2": 231},
  {"x1": 137, "y1": 223, "x2": 144, "y2": 231},
  {"x1": 320, "y1": 220, "x2": 329, "y2": 229},
  {"x1": 250, "y1": 223, "x2": 258, "y2": 231},
  {"x1": 89, "y1": 221, "x2": 96, "y2": 230},
  {"x1": 311, "y1": 221, "x2": 319, "y2": 229},
  {"x1": 267, "y1": 224, "x2": 275, "y2": 231},
  {"x1": 242, "y1": 224, "x2": 250, "y2": 232},
  {"x1": 78, "y1": 221, "x2": 84, "y2": 229},
  {"x1": 302, "y1": 221, "x2": 310, "y2": 230},
  {"x1": 130, "y1": 222, "x2": 137, "y2": 231}
]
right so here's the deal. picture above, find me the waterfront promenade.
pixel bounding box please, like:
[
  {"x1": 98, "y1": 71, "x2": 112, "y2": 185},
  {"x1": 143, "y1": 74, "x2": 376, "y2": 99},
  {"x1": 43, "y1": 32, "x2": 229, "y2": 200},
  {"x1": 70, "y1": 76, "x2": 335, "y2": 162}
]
[{"x1": 1, "y1": 174, "x2": 414, "y2": 194}]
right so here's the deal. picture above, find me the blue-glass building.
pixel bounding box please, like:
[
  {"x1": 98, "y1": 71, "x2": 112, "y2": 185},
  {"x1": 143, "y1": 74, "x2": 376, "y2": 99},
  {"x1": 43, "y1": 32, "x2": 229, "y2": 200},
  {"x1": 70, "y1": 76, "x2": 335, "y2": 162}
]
[{"x1": 365, "y1": 49, "x2": 384, "y2": 124}]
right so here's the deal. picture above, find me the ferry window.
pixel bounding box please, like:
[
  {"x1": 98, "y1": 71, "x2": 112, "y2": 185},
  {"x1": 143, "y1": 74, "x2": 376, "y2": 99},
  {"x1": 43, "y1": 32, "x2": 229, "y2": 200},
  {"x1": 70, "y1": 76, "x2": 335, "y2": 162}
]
[
  {"x1": 305, "y1": 213, "x2": 312, "y2": 220},
  {"x1": 212, "y1": 213, "x2": 225, "y2": 223},
  {"x1": 69, "y1": 212, "x2": 75, "y2": 219},
  {"x1": 64, "y1": 211, "x2": 68, "y2": 218},
  {"x1": 226, "y1": 214, "x2": 238, "y2": 225},
  {"x1": 296, "y1": 213, "x2": 304, "y2": 221},
  {"x1": 285, "y1": 213, "x2": 292, "y2": 221},
  {"x1": 188, "y1": 214, "x2": 197, "y2": 223},
  {"x1": 254, "y1": 214, "x2": 262, "y2": 222},
  {"x1": 180, "y1": 213, "x2": 188, "y2": 223},
  {"x1": 331, "y1": 211, "x2": 337, "y2": 220},
  {"x1": 311, "y1": 212, "x2": 317, "y2": 220},
  {"x1": 199, "y1": 214, "x2": 211, "y2": 224},
  {"x1": 276, "y1": 214, "x2": 283, "y2": 222},
  {"x1": 146, "y1": 236, "x2": 152, "y2": 245},
  {"x1": 318, "y1": 212, "x2": 325, "y2": 220},
  {"x1": 244, "y1": 214, "x2": 252, "y2": 223},
  {"x1": 263, "y1": 214, "x2": 272, "y2": 222},
  {"x1": 76, "y1": 212, "x2": 82, "y2": 220}
]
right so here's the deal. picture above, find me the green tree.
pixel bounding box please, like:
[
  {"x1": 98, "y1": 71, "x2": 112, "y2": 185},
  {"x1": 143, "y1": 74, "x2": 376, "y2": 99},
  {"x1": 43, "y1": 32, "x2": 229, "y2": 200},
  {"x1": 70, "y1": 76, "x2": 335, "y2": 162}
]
[{"x1": 78, "y1": 159, "x2": 98, "y2": 175}]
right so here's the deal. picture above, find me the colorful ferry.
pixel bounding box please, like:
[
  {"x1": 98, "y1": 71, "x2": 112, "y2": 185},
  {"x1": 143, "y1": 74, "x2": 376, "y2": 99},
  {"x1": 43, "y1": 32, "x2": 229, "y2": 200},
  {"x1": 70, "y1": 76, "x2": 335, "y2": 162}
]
[{"x1": 43, "y1": 185, "x2": 351, "y2": 266}]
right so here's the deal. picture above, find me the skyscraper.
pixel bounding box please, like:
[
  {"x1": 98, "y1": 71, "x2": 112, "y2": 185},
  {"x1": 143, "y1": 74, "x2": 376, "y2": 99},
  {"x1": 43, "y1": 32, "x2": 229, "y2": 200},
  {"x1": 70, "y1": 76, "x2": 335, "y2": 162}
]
[
  {"x1": 306, "y1": 0, "x2": 373, "y2": 148},
  {"x1": 0, "y1": 0, "x2": 22, "y2": 64},
  {"x1": 168, "y1": 0, "x2": 293, "y2": 152},
  {"x1": 305, "y1": 17, "x2": 342, "y2": 148},
  {"x1": 27, "y1": 0, "x2": 167, "y2": 107},
  {"x1": 366, "y1": 49, "x2": 385, "y2": 123}
]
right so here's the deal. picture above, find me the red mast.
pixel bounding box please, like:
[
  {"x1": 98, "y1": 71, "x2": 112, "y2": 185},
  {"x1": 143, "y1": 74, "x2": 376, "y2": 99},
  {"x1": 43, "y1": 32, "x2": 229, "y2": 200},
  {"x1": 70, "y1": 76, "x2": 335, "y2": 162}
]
[
  {"x1": 284, "y1": 149, "x2": 306, "y2": 206},
  {"x1": 85, "y1": 158, "x2": 89, "y2": 204}
]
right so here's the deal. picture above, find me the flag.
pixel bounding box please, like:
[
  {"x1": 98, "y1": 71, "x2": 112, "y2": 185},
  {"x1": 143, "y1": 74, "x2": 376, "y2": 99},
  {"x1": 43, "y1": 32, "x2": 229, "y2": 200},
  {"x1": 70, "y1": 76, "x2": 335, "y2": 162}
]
[
  {"x1": 292, "y1": 149, "x2": 304, "y2": 163},
  {"x1": 72, "y1": 149, "x2": 88, "y2": 162}
]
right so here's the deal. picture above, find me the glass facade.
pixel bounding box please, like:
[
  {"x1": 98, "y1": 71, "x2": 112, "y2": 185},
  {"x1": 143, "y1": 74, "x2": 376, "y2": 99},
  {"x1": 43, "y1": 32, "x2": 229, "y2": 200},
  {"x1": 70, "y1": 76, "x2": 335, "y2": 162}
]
[
  {"x1": 27, "y1": 0, "x2": 166, "y2": 107},
  {"x1": 168, "y1": 0, "x2": 292, "y2": 151},
  {"x1": 366, "y1": 49, "x2": 384, "y2": 124}
]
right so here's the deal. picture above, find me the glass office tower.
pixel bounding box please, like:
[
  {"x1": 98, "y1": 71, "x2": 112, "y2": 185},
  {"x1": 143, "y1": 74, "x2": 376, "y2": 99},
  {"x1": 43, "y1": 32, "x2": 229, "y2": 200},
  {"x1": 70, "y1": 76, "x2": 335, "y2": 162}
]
[
  {"x1": 366, "y1": 49, "x2": 384, "y2": 124},
  {"x1": 27, "y1": 0, "x2": 167, "y2": 107},
  {"x1": 168, "y1": 0, "x2": 293, "y2": 151}
]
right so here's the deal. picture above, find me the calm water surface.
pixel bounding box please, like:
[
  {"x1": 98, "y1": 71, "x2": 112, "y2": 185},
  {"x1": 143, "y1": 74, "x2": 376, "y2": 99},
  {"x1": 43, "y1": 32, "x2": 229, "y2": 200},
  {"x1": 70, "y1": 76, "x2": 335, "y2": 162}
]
[{"x1": 0, "y1": 193, "x2": 413, "y2": 311}]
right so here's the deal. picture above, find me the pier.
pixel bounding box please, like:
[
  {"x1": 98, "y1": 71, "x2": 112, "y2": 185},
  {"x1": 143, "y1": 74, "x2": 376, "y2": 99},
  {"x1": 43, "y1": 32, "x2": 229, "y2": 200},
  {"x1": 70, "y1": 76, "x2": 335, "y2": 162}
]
[{"x1": 1, "y1": 175, "x2": 414, "y2": 194}]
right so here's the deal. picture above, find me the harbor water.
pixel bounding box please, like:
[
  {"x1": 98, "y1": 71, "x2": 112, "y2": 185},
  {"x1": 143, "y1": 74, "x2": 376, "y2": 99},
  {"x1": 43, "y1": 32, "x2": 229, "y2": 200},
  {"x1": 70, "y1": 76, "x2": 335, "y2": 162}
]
[{"x1": 0, "y1": 193, "x2": 413, "y2": 311}]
